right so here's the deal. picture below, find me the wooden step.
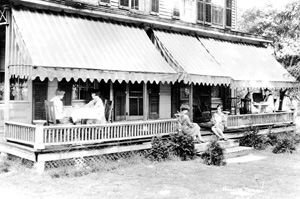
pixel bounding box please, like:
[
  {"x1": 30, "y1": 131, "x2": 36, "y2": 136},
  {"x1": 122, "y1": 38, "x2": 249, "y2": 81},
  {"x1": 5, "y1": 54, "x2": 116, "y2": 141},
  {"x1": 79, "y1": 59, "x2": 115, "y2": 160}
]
[
  {"x1": 195, "y1": 139, "x2": 239, "y2": 152},
  {"x1": 225, "y1": 146, "x2": 254, "y2": 159}
]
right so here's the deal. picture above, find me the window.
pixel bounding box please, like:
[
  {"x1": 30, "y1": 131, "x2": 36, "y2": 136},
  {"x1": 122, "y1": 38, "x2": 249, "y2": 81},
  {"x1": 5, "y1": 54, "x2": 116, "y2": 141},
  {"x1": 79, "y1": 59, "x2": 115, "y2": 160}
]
[
  {"x1": 212, "y1": 4, "x2": 223, "y2": 25},
  {"x1": 151, "y1": 0, "x2": 159, "y2": 13},
  {"x1": 72, "y1": 79, "x2": 95, "y2": 100},
  {"x1": 198, "y1": 0, "x2": 225, "y2": 25},
  {"x1": 197, "y1": 0, "x2": 211, "y2": 23},
  {"x1": 10, "y1": 77, "x2": 28, "y2": 101},
  {"x1": 226, "y1": 0, "x2": 232, "y2": 27},
  {"x1": 119, "y1": 0, "x2": 139, "y2": 10},
  {"x1": 172, "y1": 0, "x2": 180, "y2": 18},
  {"x1": 129, "y1": 83, "x2": 143, "y2": 116},
  {"x1": 99, "y1": 0, "x2": 111, "y2": 6}
]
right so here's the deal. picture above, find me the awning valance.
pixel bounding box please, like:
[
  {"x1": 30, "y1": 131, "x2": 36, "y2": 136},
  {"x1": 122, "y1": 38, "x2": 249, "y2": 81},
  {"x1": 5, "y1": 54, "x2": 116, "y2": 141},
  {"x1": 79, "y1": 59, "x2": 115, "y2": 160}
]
[
  {"x1": 9, "y1": 8, "x2": 178, "y2": 83},
  {"x1": 153, "y1": 30, "x2": 232, "y2": 86},
  {"x1": 198, "y1": 37, "x2": 297, "y2": 89}
]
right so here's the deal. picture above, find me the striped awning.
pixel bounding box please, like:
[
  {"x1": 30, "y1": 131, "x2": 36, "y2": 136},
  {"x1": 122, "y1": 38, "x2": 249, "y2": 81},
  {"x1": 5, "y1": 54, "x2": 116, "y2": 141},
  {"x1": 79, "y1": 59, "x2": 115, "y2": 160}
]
[
  {"x1": 199, "y1": 37, "x2": 297, "y2": 88},
  {"x1": 9, "y1": 8, "x2": 178, "y2": 83},
  {"x1": 154, "y1": 30, "x2": 231, "y2": 86}
]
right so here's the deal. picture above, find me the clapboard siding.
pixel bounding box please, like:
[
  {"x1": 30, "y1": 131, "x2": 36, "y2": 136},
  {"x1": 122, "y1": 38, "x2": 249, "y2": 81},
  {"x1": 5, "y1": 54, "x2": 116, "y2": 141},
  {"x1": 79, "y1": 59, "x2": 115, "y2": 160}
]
[
  {"x1": 159, "y1": 83, "x2": 171, "y2": 119},
  {"x1": 159, "y1": 0, "x2": 172, "y2": 19}
]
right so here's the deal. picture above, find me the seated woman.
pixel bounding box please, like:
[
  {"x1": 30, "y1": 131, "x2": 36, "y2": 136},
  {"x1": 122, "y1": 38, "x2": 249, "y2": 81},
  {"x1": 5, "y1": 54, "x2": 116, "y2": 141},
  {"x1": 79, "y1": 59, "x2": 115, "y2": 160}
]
[
  {"x1": 176, "y1": 104, "x2": 204, "y2": 143},
  {"x1": 264, "y1": 89, "x2": 275, "y2": 113},
  {"x1": 211, "y1": 104, "x2": 228, "y2": 141},
  {"x1": 50, "y1": 89, "x2": 72, "y2": 124}
]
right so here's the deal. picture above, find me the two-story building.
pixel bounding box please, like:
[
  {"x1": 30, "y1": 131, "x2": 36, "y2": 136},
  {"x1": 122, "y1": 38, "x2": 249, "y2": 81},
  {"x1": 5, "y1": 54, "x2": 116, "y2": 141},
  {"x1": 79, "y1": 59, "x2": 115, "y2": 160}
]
[{"x1": 0, "y1": 0, "x2": 297, "y2": 171}]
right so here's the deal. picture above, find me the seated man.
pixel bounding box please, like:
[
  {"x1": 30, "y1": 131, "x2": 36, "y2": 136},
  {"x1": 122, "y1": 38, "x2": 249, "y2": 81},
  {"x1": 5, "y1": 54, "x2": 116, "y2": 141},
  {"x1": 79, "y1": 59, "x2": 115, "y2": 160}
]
[
  {"x1": 84, "y1": 90, "x2": 105, "y2": 124},
  {"x1": 50, "y1": 89, "x2": 72, "y2": 124},
  {"x1": 245, "y1": 91, "x2": 259, "y2": 114}
]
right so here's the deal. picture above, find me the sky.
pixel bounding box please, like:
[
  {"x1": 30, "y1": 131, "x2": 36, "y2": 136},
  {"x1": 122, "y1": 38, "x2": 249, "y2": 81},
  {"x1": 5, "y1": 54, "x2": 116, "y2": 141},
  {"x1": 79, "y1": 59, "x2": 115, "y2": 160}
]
[{"x1": 237, "y1": 0, "x2": 296, "y2": 10}]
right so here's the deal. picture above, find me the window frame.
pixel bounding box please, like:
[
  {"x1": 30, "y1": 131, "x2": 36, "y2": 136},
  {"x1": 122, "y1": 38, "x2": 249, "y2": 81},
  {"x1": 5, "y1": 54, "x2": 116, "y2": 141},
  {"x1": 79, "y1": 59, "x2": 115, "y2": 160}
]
[
  {"x1": 119, "y1": 0, "x2": 139, "y2": 11},
  {"x1": 172, "y1": 0, "x2": 180, "y2": 19},
  {"x1": 99, "y1": 0, "x2": 111, "y2": 7},
  {"x1": 9, "y1": 76, "x2": 28, "y2": 101},
  {"x1": 150, "y1": 0, "x2": 159, "y2": 15},
  {"x1": 197, "y1": 0, "x2": 212, "y2": 25}
]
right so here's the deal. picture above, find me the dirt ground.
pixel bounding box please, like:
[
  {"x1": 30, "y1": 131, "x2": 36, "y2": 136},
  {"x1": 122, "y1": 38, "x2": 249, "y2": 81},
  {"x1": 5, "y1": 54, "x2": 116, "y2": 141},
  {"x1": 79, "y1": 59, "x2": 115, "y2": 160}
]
[{"x1": 0, "y1": 148, "x2": 300, "y2": 199}]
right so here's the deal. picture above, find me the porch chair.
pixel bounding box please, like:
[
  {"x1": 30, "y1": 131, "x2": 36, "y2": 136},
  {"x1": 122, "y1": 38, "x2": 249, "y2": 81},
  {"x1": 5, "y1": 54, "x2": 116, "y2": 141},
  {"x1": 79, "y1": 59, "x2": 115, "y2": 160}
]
[
  {"x1": 104, "y1": 99, "x2": 114, "y2": 123},
  {"x1": 44, "y1": 100, "x2": 57, "y2": 125}
]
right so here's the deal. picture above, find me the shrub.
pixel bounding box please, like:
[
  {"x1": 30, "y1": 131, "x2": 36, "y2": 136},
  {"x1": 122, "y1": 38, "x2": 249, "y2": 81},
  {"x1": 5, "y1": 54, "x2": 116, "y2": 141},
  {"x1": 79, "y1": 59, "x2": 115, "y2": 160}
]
[
  {"x1": 0, "y1": 158, "x2": 11, "y2": 173},
  {"x1": 169, "y1": 133, "x2": 196, "y2": 161},
  {"x1": 266, "y1": 132, "x2": 280, "y2": 146},
  {"x1": 239, "y1": 127, "x2": 268, "y2": 150},
  {"x1": 272, "y1": 136, "x2": 296, "y2": 154},
  {"x1": 147, "y1": 135, "x2": 173, "y2": 161},
  {"x1": 201, "y1": 138, "x2": 226, "y2": 166}
]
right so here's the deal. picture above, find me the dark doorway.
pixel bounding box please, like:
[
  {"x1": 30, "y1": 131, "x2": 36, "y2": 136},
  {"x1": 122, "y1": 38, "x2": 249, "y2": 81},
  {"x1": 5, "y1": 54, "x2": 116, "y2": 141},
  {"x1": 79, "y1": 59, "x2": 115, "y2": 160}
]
[{"x1": 33, "y1": 78, "x2": 48, "y2": 120}]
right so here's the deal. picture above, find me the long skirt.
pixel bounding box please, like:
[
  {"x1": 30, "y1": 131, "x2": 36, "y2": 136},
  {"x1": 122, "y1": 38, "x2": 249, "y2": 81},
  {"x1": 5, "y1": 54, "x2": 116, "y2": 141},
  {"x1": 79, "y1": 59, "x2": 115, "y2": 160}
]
[{"x1": 183, "y1": 123, "x2": 200, "y2": 137}]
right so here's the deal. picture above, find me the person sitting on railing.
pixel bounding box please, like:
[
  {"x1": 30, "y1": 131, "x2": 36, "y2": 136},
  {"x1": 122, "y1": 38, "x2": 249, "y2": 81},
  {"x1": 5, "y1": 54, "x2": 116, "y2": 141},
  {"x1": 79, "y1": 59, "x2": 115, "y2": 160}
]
[
  {"x1": 211, "y1": 104, "x2": 228, "y2": 141},
  {"x1": 264, "y1": 89, "x2": 275, "y2": 113},
  {"x1": 175, "y1": 104, "x2": 204, "y2": 143},
  {"x1": 50, "y1": 89, "x2": 72, "y2": 124}
]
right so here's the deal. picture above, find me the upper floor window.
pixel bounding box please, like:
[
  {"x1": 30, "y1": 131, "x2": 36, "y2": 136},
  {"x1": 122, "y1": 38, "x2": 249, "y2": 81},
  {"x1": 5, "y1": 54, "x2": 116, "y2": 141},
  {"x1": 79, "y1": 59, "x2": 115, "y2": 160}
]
[
  {"x1": 99, "y1": 0, "x2": 111, "y2": 6},
  {"x1": 198, "y1": 0, "x2": 225, "y2": 26},
  {"x1": 119, "y1": 0, "x2": 139, "y2": 10},
  {"x1": 172, "y1": 0, "x2": 180, "y2": 19},
  {"x1": 226, "y1": 0, "x2": 232, "y2": 27},
  {"x1": 212, "y1": 1, "x2": 224, "y2": 25},
  {"x1": 151, "y1": 0, "x2": 159, "y2": 13},
  {"x1": 197, "y1": 0, "x2": 212, "y2": 23}
]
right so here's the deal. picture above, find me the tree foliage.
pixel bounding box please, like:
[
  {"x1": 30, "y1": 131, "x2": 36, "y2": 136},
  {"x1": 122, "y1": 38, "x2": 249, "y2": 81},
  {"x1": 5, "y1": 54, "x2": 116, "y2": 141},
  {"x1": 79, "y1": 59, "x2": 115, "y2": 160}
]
[{"x1": 237, "y1": 1, "x2": 300, "y2": 80}]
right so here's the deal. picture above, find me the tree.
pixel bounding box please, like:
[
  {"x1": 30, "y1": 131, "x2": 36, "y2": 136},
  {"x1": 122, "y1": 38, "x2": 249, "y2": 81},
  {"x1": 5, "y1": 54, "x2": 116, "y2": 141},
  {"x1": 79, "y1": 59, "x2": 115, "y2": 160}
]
[{"x1": 237, "y1": 1, "x2": 300, "y2": 80}]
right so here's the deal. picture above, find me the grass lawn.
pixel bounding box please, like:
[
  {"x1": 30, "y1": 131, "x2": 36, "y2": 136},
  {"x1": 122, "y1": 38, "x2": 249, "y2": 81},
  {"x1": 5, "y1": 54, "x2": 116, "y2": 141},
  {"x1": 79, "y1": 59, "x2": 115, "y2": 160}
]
[{"x1": 0, "y1": 147, "x2": 300, "y2": 199}]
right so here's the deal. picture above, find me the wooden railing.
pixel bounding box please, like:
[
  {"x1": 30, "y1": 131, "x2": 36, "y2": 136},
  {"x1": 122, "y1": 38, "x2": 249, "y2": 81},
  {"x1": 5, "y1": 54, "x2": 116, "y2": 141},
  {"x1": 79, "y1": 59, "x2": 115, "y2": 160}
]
[
  {"x1": 227, "y1": 111, "x2": 294, "y2": 129},
  {"x1": 4, "y1": 112, "x2": 294, "y2": 150},
  {"x1": 5, "y1": 119, "x2": 178, "y2": 149},
  {"x1": 5, "y1": 121, "x2": 37, "y2": 145}
]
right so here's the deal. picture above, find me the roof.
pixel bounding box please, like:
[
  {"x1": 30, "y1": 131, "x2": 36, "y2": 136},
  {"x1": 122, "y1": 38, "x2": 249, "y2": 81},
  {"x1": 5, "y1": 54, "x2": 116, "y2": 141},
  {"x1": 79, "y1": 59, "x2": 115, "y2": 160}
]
[
  {"x1": 9, "y1": 8, "x2": 178, "y2": 83},
  {"x1": 154, "y1": 30, "x2": 232, "y2": 85}
]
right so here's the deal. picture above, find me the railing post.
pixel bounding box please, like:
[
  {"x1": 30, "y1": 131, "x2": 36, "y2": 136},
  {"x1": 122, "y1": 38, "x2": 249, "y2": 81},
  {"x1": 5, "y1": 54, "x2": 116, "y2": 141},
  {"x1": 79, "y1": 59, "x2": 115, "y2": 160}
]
[{"x1": 33, "y1": 120, "x2": 46, "y2": 150}]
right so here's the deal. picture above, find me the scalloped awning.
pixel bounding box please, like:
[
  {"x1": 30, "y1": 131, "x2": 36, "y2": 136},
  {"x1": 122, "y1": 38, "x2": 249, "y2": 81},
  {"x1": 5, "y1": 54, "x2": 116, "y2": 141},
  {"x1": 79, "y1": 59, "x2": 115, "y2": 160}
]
[
  {"x1": 198, "y1": 37, "x2": 297, "y2": 89},
  {"x1": 8, "y1": 8, "x2": 178, "y2": 84}
]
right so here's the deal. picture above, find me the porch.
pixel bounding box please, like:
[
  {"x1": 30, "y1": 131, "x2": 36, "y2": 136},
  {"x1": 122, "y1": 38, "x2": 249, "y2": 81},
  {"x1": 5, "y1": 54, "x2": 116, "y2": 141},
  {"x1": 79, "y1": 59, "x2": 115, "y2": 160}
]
[{"x1": 0, "y1": 111, "x2": 295, "y2": 172}]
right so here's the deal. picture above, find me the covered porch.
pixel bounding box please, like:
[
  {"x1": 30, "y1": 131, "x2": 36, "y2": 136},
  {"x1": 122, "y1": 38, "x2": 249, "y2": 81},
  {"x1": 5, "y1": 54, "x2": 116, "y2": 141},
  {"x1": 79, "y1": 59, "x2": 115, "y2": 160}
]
[{"x1": 0, "y1": 5, "x2": 298, "y2": 172}]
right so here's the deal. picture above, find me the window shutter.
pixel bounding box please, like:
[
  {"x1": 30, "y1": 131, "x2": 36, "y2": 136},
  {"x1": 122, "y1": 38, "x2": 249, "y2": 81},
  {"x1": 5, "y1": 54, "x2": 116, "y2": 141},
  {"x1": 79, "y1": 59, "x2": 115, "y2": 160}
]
[
  {"x1": 205, "y1": 3, "x2": 212, "y2": 23},
  {"x1": 226, "y1": 0, "x2": 232, "y2": 27}
]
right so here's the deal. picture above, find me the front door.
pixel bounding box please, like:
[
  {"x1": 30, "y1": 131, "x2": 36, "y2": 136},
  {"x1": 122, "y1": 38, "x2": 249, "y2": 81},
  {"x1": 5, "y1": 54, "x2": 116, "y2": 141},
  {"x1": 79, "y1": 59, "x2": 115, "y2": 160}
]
[{"x1": 32, "y1": 78, "x2": 48, "y2": 120}]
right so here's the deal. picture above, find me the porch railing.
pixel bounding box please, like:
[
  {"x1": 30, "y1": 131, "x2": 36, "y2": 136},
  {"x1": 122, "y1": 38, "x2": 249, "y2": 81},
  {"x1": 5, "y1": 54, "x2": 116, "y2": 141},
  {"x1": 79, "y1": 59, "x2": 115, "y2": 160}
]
[
  {"x1": 4, "y1": 119, "x2": 178, "y2": 150},
  {"x1": 227, "y1": 111, "x2": 294, "y2": 129}
]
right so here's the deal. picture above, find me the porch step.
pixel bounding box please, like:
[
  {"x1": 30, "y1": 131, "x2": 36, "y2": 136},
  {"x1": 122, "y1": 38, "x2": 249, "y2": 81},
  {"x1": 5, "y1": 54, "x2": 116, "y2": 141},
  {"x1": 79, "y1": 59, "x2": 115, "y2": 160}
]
[
  {"x1": 195, "y1": 139, "x2": 239, "y2": 152},
  {"x1": 225, "y1": 146, "x2": 254, "y2": 159}
]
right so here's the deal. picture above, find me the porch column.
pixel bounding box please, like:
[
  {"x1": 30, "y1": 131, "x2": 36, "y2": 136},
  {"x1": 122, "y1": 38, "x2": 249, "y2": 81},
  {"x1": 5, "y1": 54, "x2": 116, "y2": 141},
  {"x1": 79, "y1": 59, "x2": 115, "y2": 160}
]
[
  {"x1": 189, "y1": 84, "x2": 193, "y2": 122},
  {"x1": 143, "y1": 82, "x2": 148, "y2": 121},
  {"x1": 4, "y1": 6, "x2": 11, "y2": 121},
  {"x1": 125, "y1": 83, "x2": 129, "y2": 121},
  {"x1": 109, "y1": 81, "x2": 113, "y2": 101}
]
